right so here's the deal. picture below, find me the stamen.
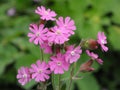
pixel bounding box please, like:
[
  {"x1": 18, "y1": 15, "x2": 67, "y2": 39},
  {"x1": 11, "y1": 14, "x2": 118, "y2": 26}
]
[
  {"x1": 57, "y1": 61, "x2": 61, "y2": 66},
  {"x1": 36, "y1": 32, "x2": 40, "y2": 37},
  {"x1": 71, "y1": 51, "x2": 75, "y2": 56},
  {"x1": 56, "y1": 30, "x2": 61, "y2": 35}
]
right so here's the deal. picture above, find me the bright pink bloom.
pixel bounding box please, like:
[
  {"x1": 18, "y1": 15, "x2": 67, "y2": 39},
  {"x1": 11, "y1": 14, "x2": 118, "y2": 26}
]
[
  {"x1": 56, "y1": 17, "x2": 76, "y2": 35},
  {"x1": 47, "y1": 26, "x2": 69, "y2": 44},
  {"x1": 30, "y1": 60, "x2": 51, "y2": 82},
  {"x1": 28, "y1": 24, "x2": 48, "y2": 45},
  {"x1": 49, "y1": 53, "x2": 70, "y2": 74},
  {"x1": 40, "y1": 40, "x2": 53, "y2": 54},
  {"x1": 35, "y1": 6, "x2": 57, "y2": 21},
  {"x1": 97, "y1": 32, "x2": 108, "y2": 52},
  {"x1": 17, "y1": 67, "x2": 31, "y2": 85},
  {"x1": 65, "y1": 45, "x2": 82, "y2": 63},
  {"x1": 86, "y1": 50, "x2": 103, "y2": 65}
]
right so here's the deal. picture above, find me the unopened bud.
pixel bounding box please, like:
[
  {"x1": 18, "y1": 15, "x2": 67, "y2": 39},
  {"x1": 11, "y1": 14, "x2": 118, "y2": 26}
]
[
  {"x1": 80, "y1": 39, "x2": 98, "y2": 50},
  {"x1": 39, "y1": 20, "x2": 46, "y2": 25},
  {"x1": 87, "y1": 39, "x2": 98, "y2": 50},
  {"x1": 80, "y1": 60, "x2": 94, "y2": 72}
]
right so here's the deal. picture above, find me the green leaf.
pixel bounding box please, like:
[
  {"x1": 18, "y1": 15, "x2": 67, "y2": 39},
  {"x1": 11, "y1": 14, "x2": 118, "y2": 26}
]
[
  {"x1": 22, "y1": 80, "x2": 36, "y2": 90},
  {"x1": 75, "y1": 74, "x2": 100, "y2": 90},
  {"x1": 0, "y1": 44, "x2": 18, "y2": 75},
  {"x1": 15, "y1": 54, "x2": 38, "y2": 69}
]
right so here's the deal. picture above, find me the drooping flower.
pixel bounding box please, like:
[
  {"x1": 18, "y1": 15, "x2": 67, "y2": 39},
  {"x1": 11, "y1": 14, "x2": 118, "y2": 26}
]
[
  {"x1": 30, "y1": 60, "x2": 51, "y2": 82},
  {"x1": 80, "y1": 60, "x2": 94, "y2": 72},
  {"x1": 28, "y1": 24, "x2": 48, "y2": 45},
  {"x1": 56, "y1": 16, "x2": 76, "y2": 35},
  {"x1": 47, "y1": 26, "x2": 69, "y2": 44},
  {"x1": 96, "y1": 58, "x2": 103, "y2": 65},
  {"x1": 40, "y1": 40, "x2": 53, "y2": 54},
  {"x1": 65, "y1": 45, "x2": 82, "y2": 63},
  {"x1": 86, "y1": 50, "x2": 103, "y2": 64},
  {"x1": 17, "y1": 67, "x2": 31, "y2": 85},
  {"x1": 49, "y1": 53, "x2": 70, "y2": 74},
  {"x1": 97, "y1": 32, "x2": 108, "y2": 52},
  {"x1": 35, "y1": 6, "x2": 57, "y2": 21},
  {"x1": 86, "y1": 50, "x2": 98, "y2": 60}
]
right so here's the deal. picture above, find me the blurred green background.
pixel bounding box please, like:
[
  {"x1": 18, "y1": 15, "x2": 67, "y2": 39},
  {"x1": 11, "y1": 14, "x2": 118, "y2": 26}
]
[{"x1": 0, "y1": 0, "x2": 120, "y2": 90}]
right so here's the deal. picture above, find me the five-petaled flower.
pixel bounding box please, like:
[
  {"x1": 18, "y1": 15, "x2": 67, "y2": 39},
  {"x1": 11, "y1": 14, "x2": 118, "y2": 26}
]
[
  {"x1": 30, "y1": 60, "x2": 51, "y2": 82},
  {"x1": 65, "y1": 45, "x2": 82, "y2": 63},
  {"x1": 17, "y1": 67, "x2": 31, "y2": 85},
  {"x1": 47, "y1": 26, "x2": 69, "y2": 44},
  {"x1": 35, "y1": 6, "x2": 57, "y2": 21},
  {"x1": 49, "y1": 53, "x2": 70, "y2": 74},
  {"x1": 56, "y1": 16, "x2": 76, "y2": 35},
  {"x1": 28, "y1": 24, "x2": 48, "y2": 45}
]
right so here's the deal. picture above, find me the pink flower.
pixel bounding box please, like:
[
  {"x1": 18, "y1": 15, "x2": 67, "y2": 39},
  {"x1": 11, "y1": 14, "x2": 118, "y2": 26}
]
[
  {"x1": 96, "y1": 58, "x2": 103, "y2": 65},
  {"x1": 40, "y1": 40, "x2": 53, "y2": 54},
  {"x1": 65, "y1": 45, "x2": 82, "y2": 63},
  {"x1": 30, "y1": 60, "x2": 51, "y2": 82},
  {"x1": 35, "y1": 6, "x2": 57, "y2": 21},
  {"x1": 86, "y1": 50, "x2": 98, "y2": 60},
  {"x1": 47, "y1": 26, "x2": 69, "y2": 44},
  {"x1": 86, "y1": 50, "x2": 103, "y2": 65},
  {"x1": 28, "y1": 24, "x2": 48, "y2": 45},
  {"x1": 49, "y1": 53, "x2": 70, "y2": 74},
  {"x1": 97, "y1": 32, "x2": 108, "y2": 52},
  {"x1": 56, "y1": 17, "x2": 76, "y2": 35},
  {"x1": 17, "y1": 67, "x2": 31, "y2": 85}
]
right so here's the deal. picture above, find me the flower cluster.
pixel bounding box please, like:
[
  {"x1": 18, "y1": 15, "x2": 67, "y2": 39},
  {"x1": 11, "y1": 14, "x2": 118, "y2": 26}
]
[{"x1": 17, "y1": 6, "x2": 108, "y2": 86}]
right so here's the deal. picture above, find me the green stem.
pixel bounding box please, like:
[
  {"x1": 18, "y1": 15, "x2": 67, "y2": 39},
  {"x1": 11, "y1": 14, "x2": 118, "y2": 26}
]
[
  {"x1": 68, "y1": 64, "x2": 75, "y2": 90},
  {"x1": 40, "y1": 48, "x2": 44, "y2": 61},
  {"x1": 43, "y1": 82, "x2": 47, "y2": 90},
  {"x1": 52, "y1": 73, "x2": 55, "y2": 90},
  {"x1": 58, "y1": 74, "x2": 61, "y2": 90}
]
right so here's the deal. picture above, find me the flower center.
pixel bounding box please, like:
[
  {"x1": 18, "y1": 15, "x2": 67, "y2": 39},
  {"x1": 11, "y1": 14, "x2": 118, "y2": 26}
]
[
  {"x1": 57, "y1": 61, "x2": 62, "y2": 66},
  {"x1": 56, "y1": 30, "x2": 61, "y2": 35},
  {"x1": 45, "y1": 11, "x2": 48, "y2": 15},
  {"x1": 23, "y1": 74, "x2": 27, "y2": 78},
  {"x1": 36, "y1": 32, "x2": 40, "y2": 37},
  {"x1": 101, "y1": 40, "x2": 105, "y2": 44},
  {"x1": 71, "y1": 51, "x2": 75, "y2": 56},
  {"x1": 38, "y1": 69, "x2": 43, "y2": 73},
  {"x1": 48, "y1": 42, "x2": 53, "y2": 46}
]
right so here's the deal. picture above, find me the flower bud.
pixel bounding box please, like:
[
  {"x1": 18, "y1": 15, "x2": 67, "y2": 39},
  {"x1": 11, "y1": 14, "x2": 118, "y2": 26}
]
[
  {"x1": 81, "y1": 39, "x2": 98, "y2": 50},
  {"x1": 80, "y1": 59, "x2": 94, "y2": 72},
  {"x1": 88, "y1": 39, "x2": 98, "y2": 50},
  {"x1": 39, "y1": 20, "x2": 46, "y2": 25}
]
